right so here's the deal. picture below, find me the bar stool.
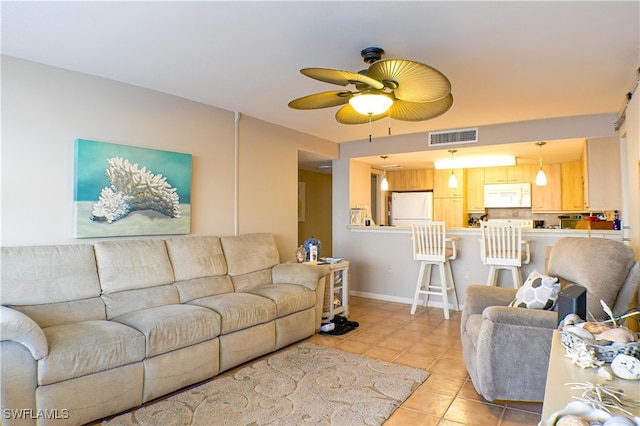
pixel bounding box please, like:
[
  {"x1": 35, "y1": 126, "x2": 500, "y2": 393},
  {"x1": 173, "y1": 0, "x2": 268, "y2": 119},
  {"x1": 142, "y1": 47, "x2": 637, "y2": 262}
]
[
  {"x1": 480, "y1": 221, "x2": 530, "y2": 288},
  {"x1": 410, "y1": 221, "x2": 459, "y2": 319}
]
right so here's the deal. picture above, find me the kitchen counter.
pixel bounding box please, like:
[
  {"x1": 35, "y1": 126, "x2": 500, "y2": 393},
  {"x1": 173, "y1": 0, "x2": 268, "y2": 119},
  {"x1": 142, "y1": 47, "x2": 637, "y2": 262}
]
[{"x1": 342, "y1": 225, "x2": 622, "y2": 308}]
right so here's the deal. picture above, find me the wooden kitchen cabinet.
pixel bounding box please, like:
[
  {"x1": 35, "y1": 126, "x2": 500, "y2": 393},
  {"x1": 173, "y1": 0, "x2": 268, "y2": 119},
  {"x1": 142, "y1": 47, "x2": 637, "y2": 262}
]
[
  {"x1": 466, "y1": 168, "x2": 485, "y2": 212},
  {"x1": 433, "y1": 197, "x2": 466, "y2": 228},
  {"x1": 386, "y1": 169, "x2": 434, "y2": 191},
  {"x1": 434, "y1": 169, "x2": 465, "y2": 198},
  {"x1": 561, "y1": 160, "x2": 584, "y2": 211},
  {"x1": 484, "y1": 164, "x2": 531, "y2": 183},
  {"x1": 582, "y1": 137, "x2": 621, "y2": 211},
  {"x1": 531, "y1": 163, "x2": 561, "y2": 211}
]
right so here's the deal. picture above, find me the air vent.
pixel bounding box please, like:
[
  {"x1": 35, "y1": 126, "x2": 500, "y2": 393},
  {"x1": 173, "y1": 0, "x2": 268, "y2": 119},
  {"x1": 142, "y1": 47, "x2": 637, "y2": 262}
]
[{"x1": 428, "y1": 128, "x2": 478, "y2": 147}]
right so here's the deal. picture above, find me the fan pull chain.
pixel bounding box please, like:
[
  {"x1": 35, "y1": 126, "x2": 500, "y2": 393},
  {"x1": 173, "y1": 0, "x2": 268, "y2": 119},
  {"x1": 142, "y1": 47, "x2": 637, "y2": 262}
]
[
  {"x1": 388, "y1": 114, "x2": 391, "y2": 136},
  {"x1": 368, "y1": 114, "x2": 372, "y2": 143}
]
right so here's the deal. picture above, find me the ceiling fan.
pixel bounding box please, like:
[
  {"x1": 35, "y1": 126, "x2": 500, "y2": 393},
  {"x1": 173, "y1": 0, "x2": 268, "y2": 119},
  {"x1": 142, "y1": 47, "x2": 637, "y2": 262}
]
[{"x1": 288, "y1": 47, "x2": 453, "y2": 129}]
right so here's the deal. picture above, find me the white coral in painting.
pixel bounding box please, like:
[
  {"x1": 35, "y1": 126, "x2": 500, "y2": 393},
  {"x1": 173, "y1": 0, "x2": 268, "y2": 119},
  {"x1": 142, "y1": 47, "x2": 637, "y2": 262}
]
[{"x1": 91, "y1": 157, "x2": 181, "y2": 223}]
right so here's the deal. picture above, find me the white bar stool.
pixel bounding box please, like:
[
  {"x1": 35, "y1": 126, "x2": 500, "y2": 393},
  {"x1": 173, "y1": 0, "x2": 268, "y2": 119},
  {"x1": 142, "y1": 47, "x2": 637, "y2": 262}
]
[
  {"x1": 410, "y1": 221, "x2": 459, "y2": 319},
  {"x1": 480, "y1": 221, "x2": 531, "y2": 288}
]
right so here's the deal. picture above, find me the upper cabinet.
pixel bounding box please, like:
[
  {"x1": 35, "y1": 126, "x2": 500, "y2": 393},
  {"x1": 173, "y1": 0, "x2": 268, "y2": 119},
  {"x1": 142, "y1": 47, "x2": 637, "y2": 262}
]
[
  {"x1": 531, "y1": 164, "x2": 561, "y2": 211},
  {"x1": 386, "y1": 169, "x2": 434, "y2": 191},
  {"x1": 484, "y1": 164, "x2": 531, "y2": 184},
  {"x1": 434, "y1": 169, "x2": 465, "y2": 198},
  {"x1": 466, "y1": 168, "x2": 485, "y2": 212},
  {"x1": 561, "y1": 160, "x2": 584, "y2": 211},
  {"x1": 582, "y1": 137, "x2": 621, "y2": 211}
]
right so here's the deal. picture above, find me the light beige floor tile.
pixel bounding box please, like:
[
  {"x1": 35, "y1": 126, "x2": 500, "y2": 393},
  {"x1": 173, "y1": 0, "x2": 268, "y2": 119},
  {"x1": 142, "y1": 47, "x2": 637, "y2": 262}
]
[
  {"x1": 332, "y1": 339, "x2": 371, "y2": 354},
  {"x1": 443, "y1": 398, "x2": 504, "y2": 426},
  {"x1": 402, "y1": 388, "x2": 456, "y2": 418},
  {"x1": 457, "y1": 379, "x2": 488, "y2": 402},
  {"x1": 503, "y1": 401, "x2": 543, "y2": 415},
  {"x1": 405, "y1": 342, "x2": 449, "y2": 358},
  {"x1": 384, "y1": 407, "x2": 440, "y2": 426},
  {"x1": 441, "y1": 347, "x2": 464, "y2": 361},
  {"x1": 419, "y1": 373, "x2": 466, "y2": 396},
  {"x1": 363, "y1": 345, "x2": 403, "y2": 362},
  {"x1": 422, "y1": 333, "x2": 459, "y2": 348},
  {"x1": 429, "y1": 357, "x2": 471, "y2": 379},
  {"x1": 373, "y1": 335, "x2": 415, "y2": 351},
  {"x1": 393, "y1": 352, "x2": 439, "y2": 370},
  {"x1": 499, "y1": 408, "x2": 541, "y2": 425}
]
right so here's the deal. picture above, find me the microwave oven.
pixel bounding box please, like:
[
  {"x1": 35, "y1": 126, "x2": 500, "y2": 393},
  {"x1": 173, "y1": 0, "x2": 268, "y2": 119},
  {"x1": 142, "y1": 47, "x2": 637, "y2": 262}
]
[{"x1": 484, "y1": 183, "x2": 531, "y2": 208}]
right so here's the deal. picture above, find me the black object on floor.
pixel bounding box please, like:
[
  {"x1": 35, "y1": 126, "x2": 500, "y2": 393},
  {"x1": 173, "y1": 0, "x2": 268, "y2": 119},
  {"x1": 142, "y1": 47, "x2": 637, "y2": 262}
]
[
  {"x1": 319, "y1": 323, "x2": 356, "y2": 336},
  {"x1": 331, "y1": 315, "x2": 359, "y2": 328}
]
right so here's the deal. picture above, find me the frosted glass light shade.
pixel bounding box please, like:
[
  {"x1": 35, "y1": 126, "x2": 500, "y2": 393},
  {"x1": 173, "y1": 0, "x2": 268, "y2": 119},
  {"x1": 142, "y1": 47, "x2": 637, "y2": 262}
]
[
  {"x1": 535, "y1": 168, "x2": 547, "y2": 186},
  {"x1": 448, "y1": 172, "x2": 457, "y2": 188},
  {"x1": 381, "y1": 176, "x2": 389, "y2": 191},
  {"x1": 349, "y1": 94, "x2": 393, "y2": 115}
]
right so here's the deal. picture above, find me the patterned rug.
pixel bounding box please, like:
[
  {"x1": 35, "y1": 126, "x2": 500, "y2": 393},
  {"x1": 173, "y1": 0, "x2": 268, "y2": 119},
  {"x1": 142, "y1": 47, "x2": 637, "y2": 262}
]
[{"x1": 104, "y1": 342, "x2": 429, "y2": 426}]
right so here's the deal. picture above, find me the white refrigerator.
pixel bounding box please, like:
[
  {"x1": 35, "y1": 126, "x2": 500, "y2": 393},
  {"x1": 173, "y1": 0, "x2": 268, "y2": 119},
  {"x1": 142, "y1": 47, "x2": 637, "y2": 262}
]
[{"x1": 390, "y1": 191, "x2": 434, "y2": 226}]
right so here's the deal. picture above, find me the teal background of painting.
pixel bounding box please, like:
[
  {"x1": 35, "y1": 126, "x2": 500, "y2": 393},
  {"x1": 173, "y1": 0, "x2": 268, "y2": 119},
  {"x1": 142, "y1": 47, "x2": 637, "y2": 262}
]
[{"x1": 74, "y1": 139, "x2": 192, "y2": 203}]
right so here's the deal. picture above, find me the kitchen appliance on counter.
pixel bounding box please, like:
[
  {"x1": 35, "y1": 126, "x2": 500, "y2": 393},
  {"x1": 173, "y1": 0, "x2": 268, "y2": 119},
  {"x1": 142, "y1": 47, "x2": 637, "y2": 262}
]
[
  {"x1": 390, "y1": 191, "x2": 433, "y2": 226},
  {"x1": 484, "y1": 183, "x2": 531, "y2": 208}
]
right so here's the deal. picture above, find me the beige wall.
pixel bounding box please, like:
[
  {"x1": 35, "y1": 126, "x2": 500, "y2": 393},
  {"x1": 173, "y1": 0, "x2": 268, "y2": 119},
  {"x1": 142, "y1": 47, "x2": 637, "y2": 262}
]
[
  {"x1": 1, "y1": 57, "x2": 338, "y2": 260},
  {"x1": 297, "y1": 169, "x2": 332, "y2": 258}
]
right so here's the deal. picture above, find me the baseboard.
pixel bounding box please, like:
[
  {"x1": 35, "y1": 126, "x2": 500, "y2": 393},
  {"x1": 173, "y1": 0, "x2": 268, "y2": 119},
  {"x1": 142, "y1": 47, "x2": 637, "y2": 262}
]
[{"x1": 349, "y1": 291, "x2": 464, "y2": 312}]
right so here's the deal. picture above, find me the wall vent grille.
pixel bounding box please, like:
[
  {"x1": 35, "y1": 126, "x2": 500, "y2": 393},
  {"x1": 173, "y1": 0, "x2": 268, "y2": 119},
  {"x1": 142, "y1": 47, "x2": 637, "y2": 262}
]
[{"x1": 428, "y1": 128, "x2": 479, "y2": 147}]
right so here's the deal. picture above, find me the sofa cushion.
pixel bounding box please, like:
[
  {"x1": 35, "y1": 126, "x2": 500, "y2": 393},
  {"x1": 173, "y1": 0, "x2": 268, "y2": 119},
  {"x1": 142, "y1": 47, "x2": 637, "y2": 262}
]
[
  {"x1": 464, "y1": 313, "x2": 484, "y2": 353},
  {"x1": 548, "y1": 238, "x2": 636, "y2": 319},
  {"x1": 38, "y1": 320, "x2": 145, "y2": 386},
  {"x1": 230, "y1": 269, "x2": 273, "y2": 292},
  {"x1": 95, "y1": 239, "x2": 175, "y2": 294},
  {"x1": 220, "y1": 233, "x2": 280, "y2": 277},
  {"x1": 166, "y1": 236, "x2": 227, "y2": 281},
  {"x1": 174, "y1": 275, "x2": 235, "y2": 303},
  {"x1": 102, "y1": 285, "x2": 179, "y2": 320},
  {"x1": 509, "y1": 271, "x2": 560, "y2": 310},
  {"x1": 248, "y1": 284, "x2": 316, "y2": 318},
  {"x1": 188, "y1": 293, "x2": 276, "y2": 335},
  {"x1": 1, "y1": 244, "x2": 101, "y2": 307},
  {"x1": 12, "y1": 298, "x2": 107, "y2": 328},
  {"x1": 113, "y1": 304, "x2": 221, "y2": 358}
]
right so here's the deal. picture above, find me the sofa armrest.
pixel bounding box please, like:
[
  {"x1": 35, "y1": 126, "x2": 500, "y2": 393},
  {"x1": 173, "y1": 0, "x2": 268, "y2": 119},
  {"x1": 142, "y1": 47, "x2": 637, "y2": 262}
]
[
  {"x1": 464, "y1": 285, "x2": 517, "y2": 315},
  {"x1": 483, "y1": 306, "x2": 558, "y2": 329},
  {"x1": 271, "y1": 263, "x2": 331, "y2": 290},
  {"x1": 0, "y1": 306, "x2": 48, "y2": 360}
]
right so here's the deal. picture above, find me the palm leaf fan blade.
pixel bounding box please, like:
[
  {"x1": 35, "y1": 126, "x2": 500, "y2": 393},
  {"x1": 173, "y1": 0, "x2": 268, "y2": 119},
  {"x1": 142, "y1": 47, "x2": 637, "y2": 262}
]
[
  {"x1": 300, "y1": 68, "x2": 384, "y2": 89},
  {"x1": 288, "y1": 91, "x2": 351, "y2": 109},
  {"x1": 368, "y1": 59, "x2": 451, "y2": 102},
  {"x1": 335, "y1": 104, "x2": 387, "y2": 124},
  {"x1": 389, "y1": 94, "x2": 454, "y2": 122}
]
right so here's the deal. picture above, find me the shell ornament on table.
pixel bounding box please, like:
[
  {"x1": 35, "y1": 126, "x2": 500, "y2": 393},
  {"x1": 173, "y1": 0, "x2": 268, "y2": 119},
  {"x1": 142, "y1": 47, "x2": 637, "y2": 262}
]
[{"x1": 90, "y1": 157, "x2": 181, "y2": 223}]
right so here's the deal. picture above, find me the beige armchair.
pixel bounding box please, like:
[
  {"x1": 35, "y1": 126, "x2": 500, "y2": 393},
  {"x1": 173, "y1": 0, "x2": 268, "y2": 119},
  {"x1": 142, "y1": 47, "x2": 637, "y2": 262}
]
[{"x1": 461, "y1": 237, "x2": 639, "y2": 402}]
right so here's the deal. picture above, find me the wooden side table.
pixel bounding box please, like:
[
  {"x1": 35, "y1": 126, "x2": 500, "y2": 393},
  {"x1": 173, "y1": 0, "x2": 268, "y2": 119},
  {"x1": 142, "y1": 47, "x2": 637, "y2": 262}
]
[
  {"x1": 541, "y1": 330, "x2": 640, "y2": 420},
  {"x1": 321, "y1": 261, "x2": 349, "y2": 324}
]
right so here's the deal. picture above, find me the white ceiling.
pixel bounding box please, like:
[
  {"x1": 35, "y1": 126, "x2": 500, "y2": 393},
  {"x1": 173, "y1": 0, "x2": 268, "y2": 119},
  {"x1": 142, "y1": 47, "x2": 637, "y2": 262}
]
[{"x1": 2, "y1": 1, "x2": 638, "y2": 169}]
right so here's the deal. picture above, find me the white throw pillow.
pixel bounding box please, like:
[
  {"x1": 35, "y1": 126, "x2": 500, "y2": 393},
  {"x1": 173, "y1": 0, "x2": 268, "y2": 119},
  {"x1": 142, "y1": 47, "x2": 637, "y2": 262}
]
[{"x1": 509, "y1": 270, "x2": 560, "y2": 310}]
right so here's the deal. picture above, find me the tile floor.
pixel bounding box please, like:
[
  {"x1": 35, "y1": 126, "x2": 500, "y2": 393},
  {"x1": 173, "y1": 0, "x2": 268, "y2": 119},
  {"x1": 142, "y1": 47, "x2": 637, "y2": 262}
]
[{"x1": 305, "y1": 296, "x2": 543, "y2": 426}]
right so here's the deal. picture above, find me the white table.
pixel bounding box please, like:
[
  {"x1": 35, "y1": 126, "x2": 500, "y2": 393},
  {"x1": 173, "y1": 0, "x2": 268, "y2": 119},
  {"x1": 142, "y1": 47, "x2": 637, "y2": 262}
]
[{"x1": 541, "y1": 330, "x2": 640, "y2": 421}]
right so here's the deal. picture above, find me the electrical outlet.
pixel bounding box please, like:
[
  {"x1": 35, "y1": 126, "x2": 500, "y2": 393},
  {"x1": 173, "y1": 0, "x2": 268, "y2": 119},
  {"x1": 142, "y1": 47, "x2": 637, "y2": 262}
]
[
  {"x1": 387, "y1": 266, "x2": 393, "y2": 274},
  {"x1": 464, "y1": 271, "x2": 471, "y2": 280}
]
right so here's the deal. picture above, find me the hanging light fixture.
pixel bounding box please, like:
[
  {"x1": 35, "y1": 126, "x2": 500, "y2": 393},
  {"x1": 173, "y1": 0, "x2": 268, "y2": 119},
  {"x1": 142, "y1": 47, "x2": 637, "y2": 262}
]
[
  {"x1": 448, "y1": 150, "x2": 458, "y2": 188},
  {"x1": 535, "y1": 141, "x2": 547, "y2": 186},
  {"x1": 349, "y1": 94, "x2": 393, "y2": 116},
  {"x1": 380, "y1": 155, "x2": 389, "y2": 191}
]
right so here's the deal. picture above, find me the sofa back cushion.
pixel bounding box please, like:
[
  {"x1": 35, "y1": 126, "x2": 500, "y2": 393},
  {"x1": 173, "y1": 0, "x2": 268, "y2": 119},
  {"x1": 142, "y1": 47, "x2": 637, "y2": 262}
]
[
  {"x1": 220, "y1": 233, "x2": 280, "y2": 292},
  {"x1": 1, "y1": 245, "x2": 105, "y2": 327},
  {"x1": 548, "y1": 237, "x2": 636, "y2": 319},
  {"x1": 166, "y1": 236, "x2": 233, "y2": 302},
  {"x1": 95, "y1": 239, "x2": 178, "y2": 319}
]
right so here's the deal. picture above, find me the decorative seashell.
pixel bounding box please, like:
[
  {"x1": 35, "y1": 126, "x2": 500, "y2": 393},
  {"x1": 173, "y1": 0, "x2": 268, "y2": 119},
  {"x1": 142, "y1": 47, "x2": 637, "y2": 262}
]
[
  {"x1": 603, "y1": 415, "x2": 637, "y2": 426},
  {"x1": 566, "y1": 326, "x2": 595, "y2": 340},
  {"x1": 556, "y1": 414, "x2": 590, "y2": 426},
  {"x1": 560, "y1": 314, "x2": 583, "y2": 327},
  {"x1": 611, "y1": 354, "x2": 640, "y2": 380},
  {"x1": 597, "y1": 366, "x2": 614, "y2": 380},
  {"x1": 583, "y1": 322, "x2": 612, "y2": 334},
  {"x1": 598, "y1": 327, "x2": 638, "y2": 343}
]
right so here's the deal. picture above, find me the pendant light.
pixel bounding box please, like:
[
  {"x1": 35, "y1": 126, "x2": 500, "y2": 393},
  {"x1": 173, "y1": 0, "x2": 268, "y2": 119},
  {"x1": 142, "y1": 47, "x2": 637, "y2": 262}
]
[
  {"x1": 535, "y1": 142, "x2": 547, "y2": 186},
  {"x1": 447, "y1": 150, "x2": 458, "y2": 188},
  {"x1": 380, "y1": 155, "x2": 389, "y2": 191}
]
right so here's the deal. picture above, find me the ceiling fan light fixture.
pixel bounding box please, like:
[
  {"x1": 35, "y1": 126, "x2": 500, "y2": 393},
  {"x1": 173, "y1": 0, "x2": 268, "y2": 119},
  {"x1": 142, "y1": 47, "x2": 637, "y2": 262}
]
[{"x1": 349, "y1": 94, "x2": 393, "y2": 116}]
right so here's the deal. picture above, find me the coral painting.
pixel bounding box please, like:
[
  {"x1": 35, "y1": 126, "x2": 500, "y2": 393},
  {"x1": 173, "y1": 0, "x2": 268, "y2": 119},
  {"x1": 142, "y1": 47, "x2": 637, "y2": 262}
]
[{"x1": 74, "y1": 139, "x2": 192, "y2": 238}]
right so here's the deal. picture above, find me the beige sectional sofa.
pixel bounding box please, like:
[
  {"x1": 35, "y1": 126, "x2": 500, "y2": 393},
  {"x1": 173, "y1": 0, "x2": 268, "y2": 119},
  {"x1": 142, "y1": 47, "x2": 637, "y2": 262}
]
[{"x1": 1, "y1": 233, "x2": 329, "y2": 425}]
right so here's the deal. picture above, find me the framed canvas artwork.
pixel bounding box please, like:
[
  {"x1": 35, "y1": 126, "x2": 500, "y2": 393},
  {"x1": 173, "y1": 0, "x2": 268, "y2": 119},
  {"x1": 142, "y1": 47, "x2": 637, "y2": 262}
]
[{"x1": 74, "y1": 139, "x2": 192, "y2": 238}]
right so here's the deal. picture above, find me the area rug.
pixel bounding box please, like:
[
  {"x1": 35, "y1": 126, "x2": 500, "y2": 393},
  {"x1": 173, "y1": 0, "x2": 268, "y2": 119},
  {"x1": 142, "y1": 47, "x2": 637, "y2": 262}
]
[{"x1": 104, "y1": 342, "x2": 429, "y2": 426}]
